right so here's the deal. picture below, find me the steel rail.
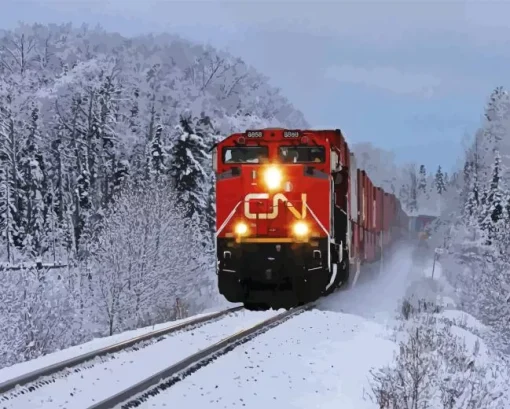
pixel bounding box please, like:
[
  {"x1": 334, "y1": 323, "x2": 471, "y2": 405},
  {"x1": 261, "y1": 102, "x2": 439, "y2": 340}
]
[
  {"x1": 0, "y1": 305, "x2": 244, "y2": 395},
  {"x1": 88, "y1": 303, "x2": 314, "y2": 409}
]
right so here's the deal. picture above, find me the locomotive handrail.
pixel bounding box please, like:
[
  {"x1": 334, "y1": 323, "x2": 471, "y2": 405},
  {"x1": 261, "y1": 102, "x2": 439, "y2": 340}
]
[
  {"x1": 305, "y1": 202, "x2": 329, "y2": 237},
  {"x1": 215, "y1": 200, "x2": 242, "y2": 237}
]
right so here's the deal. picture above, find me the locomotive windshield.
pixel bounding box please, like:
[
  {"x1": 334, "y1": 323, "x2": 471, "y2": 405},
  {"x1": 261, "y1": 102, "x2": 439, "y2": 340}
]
[
  {"x1": 222, "y1": 146, "x2": 269, "y2": 164},
  {"x1": 279, "y1": 146, "x2": 325, "y2": 163}
]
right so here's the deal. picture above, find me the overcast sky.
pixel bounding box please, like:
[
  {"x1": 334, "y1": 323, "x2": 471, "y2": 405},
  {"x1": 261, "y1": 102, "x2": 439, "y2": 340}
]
[{"x1": 3, "y1": 0, "x2": 510, "y2": 173}]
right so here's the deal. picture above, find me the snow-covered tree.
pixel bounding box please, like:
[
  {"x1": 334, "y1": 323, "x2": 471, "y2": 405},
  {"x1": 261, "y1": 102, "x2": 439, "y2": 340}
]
[
  {"x1": 0, "y1": 21, "x2": 309, "y2": 368},
  {"x1": 148, "y1": 123, "x2": 167, "y2": 180},
  {"x1": 418, "y1": 164, "x2": 427, "y2": 194},
  {"x1": 20, "y1": 105, "x2": 47, "y2": 258},
  {"x1": 431, "y1": 87, "x2": 510, "y2": 355},
  {"x1": 481, "y1": 151, "x2": 506, "y2": 245},
  {"x1": 87, "y1": 179, "x2": 211, "y2": 334},
  {"x1": 168, "y1": 113, "x2": 209, "y2": 222},
  {"x1": 435, "y1": 165, "x2": 446, "y2": 195},
  {"x1": 0, "y1": 266, "x2": 77, "y2": 366},
  {"x1": 402, "y1": 164, "x2": 419, "y2": 213}
]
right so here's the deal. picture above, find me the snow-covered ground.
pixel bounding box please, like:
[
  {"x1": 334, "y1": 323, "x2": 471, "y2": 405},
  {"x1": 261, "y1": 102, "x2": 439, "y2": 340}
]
[
  {"x1": 134, "y1": 244, "x2": 508, "y2": 409},
  {"x1": 2, "y1": 243, "x2": 507, "y2": 409},
  {"x1": 318, "y1": 242, "x2": 417, "y2": 325},
  {"x1": 0, "y1": 310, "x2": 281, "y2": 409},
  {"x1": 136, "y1": 307, "x2": 507, "y2": 409},
  {"x1": 139, "y1": 309, "x2": 396, "y2": 409}
]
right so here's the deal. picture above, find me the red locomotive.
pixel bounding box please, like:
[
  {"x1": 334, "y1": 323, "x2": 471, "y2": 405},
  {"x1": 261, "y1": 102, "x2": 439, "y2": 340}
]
[{"x1": 212, "y1": 128, "x2": 409, "y2": 310}]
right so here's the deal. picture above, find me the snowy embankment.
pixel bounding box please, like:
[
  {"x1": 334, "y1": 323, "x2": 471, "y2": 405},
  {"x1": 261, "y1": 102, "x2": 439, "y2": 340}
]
[{"x1": 1, "y1": 245, "x2": 508, "y2": 408}]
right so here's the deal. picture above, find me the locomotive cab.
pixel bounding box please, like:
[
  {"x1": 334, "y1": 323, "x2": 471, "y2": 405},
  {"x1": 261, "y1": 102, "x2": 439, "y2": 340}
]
[{"x1": 213, "y1": 129, "x2": 349, "y2": 310}]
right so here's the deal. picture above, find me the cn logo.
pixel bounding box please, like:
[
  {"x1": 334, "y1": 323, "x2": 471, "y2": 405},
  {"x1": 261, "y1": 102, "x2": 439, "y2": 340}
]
[{"x1": 244, "y1": 193, "x2": 307, "y2": 220}]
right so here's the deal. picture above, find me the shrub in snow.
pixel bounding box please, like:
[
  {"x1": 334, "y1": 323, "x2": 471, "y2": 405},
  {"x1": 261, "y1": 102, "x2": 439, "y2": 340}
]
[
  {"x1": 84, "y1": 179, "x2": 213, "y2": 335},
  {"x1": 399, "y1": 297, "x2": 443, "y2": 321},
  {"x1": 0, "y1": 266, "x2": 76, "y2": 367},
  {"x1": 370, "y1": 306, "x2": 506, "y2": 409}
]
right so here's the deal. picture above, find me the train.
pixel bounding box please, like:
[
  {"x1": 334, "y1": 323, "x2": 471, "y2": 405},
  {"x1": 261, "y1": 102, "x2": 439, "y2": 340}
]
[{"x1": 212, "y1": 128, "x2": 426, "y2": 310}]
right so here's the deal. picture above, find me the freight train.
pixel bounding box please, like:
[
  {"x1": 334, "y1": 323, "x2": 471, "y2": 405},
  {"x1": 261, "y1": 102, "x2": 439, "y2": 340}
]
[{"x1": 212, "y1": 128, "x2": 411, "y2": 310}]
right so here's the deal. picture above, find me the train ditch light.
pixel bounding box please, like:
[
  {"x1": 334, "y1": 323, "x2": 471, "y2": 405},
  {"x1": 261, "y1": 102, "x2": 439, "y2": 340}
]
[
  {"x1": 234, "y1": 221, "x2": 249, "y2": 236},
  {"x1": 292, "y1": 221, "x2": 309, "y2": 238}
]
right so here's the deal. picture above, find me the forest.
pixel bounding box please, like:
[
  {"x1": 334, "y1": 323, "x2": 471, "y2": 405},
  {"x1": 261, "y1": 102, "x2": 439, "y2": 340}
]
[
  {"x1": 0, "y1": 22, "x2": 307, "y2": 366},
  {"x1": 429, "y1": 87, "x2": 510, "y2": 354}
]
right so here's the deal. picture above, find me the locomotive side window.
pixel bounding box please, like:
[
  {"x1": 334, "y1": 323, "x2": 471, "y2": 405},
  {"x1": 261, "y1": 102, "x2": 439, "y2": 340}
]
[
  {"x1": 222, "y1": 146, "x2": 268, "y2": 164},
  {"x1": 279, "y1": 146, "x2": 325, "y2": 163}
]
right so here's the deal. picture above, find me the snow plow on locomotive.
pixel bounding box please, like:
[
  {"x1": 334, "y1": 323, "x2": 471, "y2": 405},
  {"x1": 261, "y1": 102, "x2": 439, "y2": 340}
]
[{"x1": 212, "y1": 128, "x2": 409, "y2": 310}]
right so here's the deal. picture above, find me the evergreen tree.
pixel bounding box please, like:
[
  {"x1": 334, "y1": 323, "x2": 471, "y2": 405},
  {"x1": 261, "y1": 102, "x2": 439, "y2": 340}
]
[
  {"x1": 484, "y1": 86, "x2": 509, "y2": 147},
  {"x1": 168, "y1": 113, "x2": 208, "y2": 221},
  {"x1": 148, "y1": 123, "x2": 166, "y2": 181},
  {"x1": 408, "y1": 165, "x2": 418, "y2": 213},
  {"x1": 464, "y1": 162, "x2": 479, "y2": 219},
  {"x1": 195, "y1": 113, "x2": 221, "y2": 239},
  {"x1": 480, "y1": 151, "x2": 504, "y2": 245},
  {"x1": 20, "y1": 106, "x2": 47, "y2": 257},
  {"x1": 97, "y1": 73, "x2": 119, "y2": 207},
  {"x1": 435, "y1": 165, "x2": 446, "y2": 195},
  {"x1": 418, "y1": 164, "x2": 427, "y2": 194}
]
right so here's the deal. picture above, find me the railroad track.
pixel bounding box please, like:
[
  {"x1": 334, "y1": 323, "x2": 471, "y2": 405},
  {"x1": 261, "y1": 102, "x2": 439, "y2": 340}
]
[
  {"x1": 87, "y1": 303, "x2": 313, "y2": 409},
  {"x1": 0, "y1": 304, "x2": 312, "y2": 409},
  {"x1": 0, "y1": 306, "x2": 244, "y2": 403}
]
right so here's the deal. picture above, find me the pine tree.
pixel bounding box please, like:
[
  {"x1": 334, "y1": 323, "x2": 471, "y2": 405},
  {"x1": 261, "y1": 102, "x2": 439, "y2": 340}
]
[
  {"x1": 97, "y1": 73, "x2": 119, "y2": 207},
  {"x1": 168, "y1": 113, "x2": 208, "y2": 221},
  {"x1": 484, "y1": 86, "x2": 509, "y2": 147},
  {"x1": 435, "y1": 165, "x2": 446, "y2": 195},
  {"x1": 464, "y1": 162, "x2": 479, "y2": 219},
  {"x1": 195, "y1": 113, "x2": 221, "y2": 238},
  {"x1": 148, "y1": 123, "x2": 166, "y2": 180},
  {"x1": 20, "y1": 106, "x2": 47, "y2": 257},
  {"x1": 480, "y1": 151, "x2": 504, "y2": 246},
  {"x1": 418, "y1": 164, "x2": 427, "y2": 194},
  {"x1": 407, "y1": 165, "x2": 418, "y2": 213},
  {"x1": 487, "y1": 151, "x2": 504, "y2": 225}
]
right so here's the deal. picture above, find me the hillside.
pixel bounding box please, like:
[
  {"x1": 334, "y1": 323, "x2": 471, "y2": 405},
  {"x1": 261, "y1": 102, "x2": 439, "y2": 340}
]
[
  {"x1": 0, "y1": 22, "x2": 308, "y2": 368},
  {"x1": 0, "y1": 22, "x2": 308, "y2": 262},
  {"x1": 426, "y1": 87, "x2": 510, "y2": 356}
]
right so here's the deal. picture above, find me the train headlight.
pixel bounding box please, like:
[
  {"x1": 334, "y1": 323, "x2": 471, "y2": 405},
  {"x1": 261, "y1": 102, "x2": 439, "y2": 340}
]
[
  {"x1": 234, "y1": 222, "x2": 248, "y2": 236},
  {"x1": 263, "y1": 166, "x2": 282, "y2": 190},
  {"x1": 292, "y1": 221, "x2": 309, "y2": 237}
]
